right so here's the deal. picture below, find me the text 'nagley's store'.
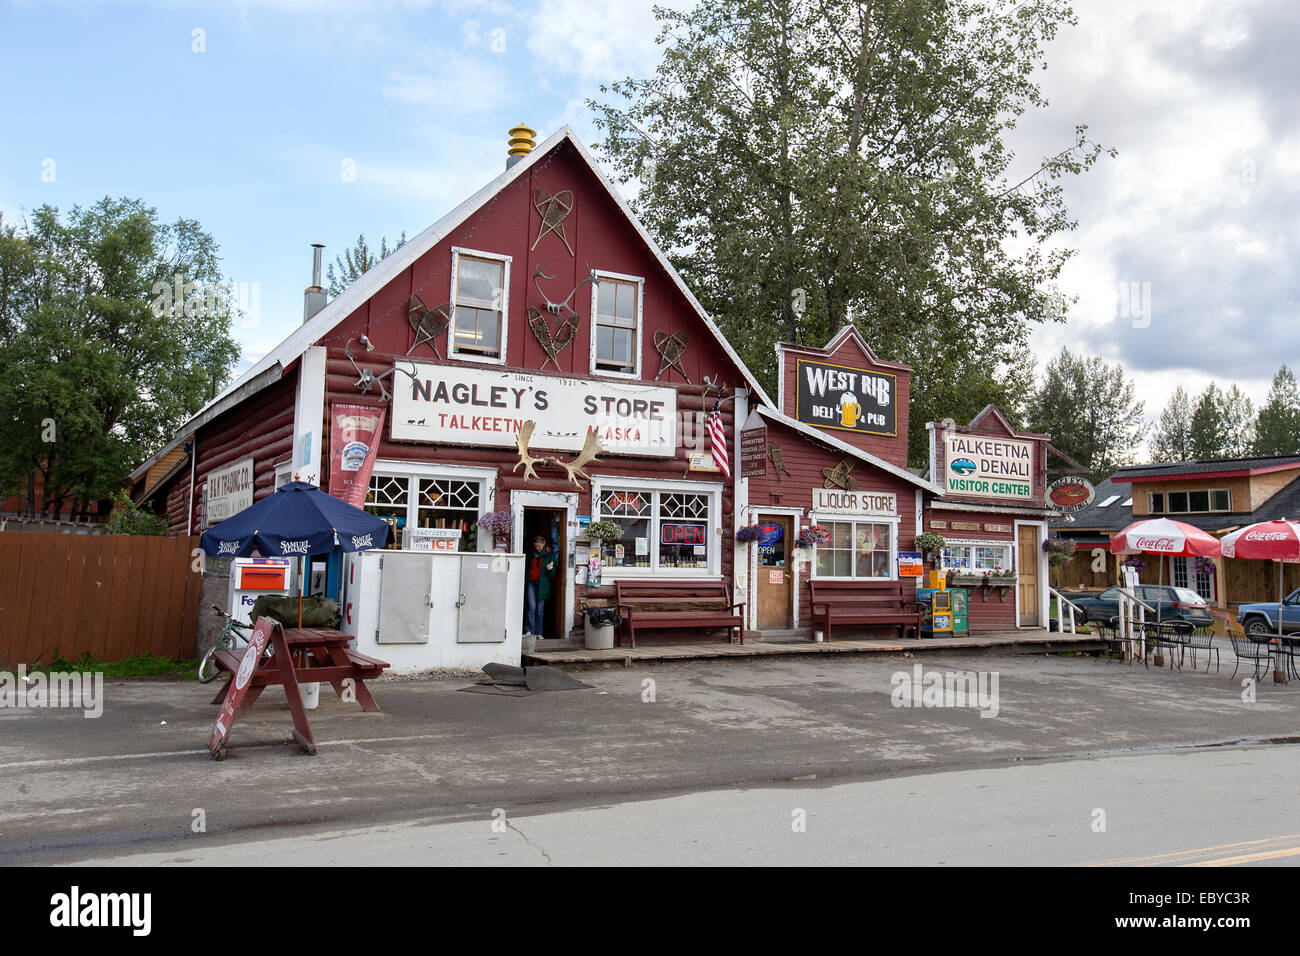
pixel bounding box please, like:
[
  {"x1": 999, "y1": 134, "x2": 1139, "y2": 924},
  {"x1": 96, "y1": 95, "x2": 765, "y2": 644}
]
[{"x1": 134, "y1": 125, "x2": 1055, "y2": 663}]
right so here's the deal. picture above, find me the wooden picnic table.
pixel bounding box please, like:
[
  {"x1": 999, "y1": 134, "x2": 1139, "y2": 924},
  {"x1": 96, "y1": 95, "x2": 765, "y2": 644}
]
[{"x1": 209, "y1": 618, "x2": 389, "y2": 758}]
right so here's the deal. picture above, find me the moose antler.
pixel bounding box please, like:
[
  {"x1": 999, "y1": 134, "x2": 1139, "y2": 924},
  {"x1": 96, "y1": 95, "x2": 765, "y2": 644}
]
[
  {"x1": 560, "y1": 427, "x2": 604, "y2": 487},
  {"x1": 513, "y1": 420, "x2": 603, "y2": 486},
  {"x1": 513, "y1": 420, "x2": 545, "y2": 481}
]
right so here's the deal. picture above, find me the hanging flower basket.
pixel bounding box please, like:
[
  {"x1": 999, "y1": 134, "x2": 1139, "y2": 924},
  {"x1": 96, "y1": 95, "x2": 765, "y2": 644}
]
[
  {"x1": 1042, "y1": 537, "x2": 1077, "y2": 567},
  {"x1": 796, "y1": 524, "x2": 831, "y2": 548},
  {"x1": 735, "y1": 524, "x2": 763, "y2": 543},
  {"x1": 585, "y1": 520, "x2": 623, "y2": 541}
]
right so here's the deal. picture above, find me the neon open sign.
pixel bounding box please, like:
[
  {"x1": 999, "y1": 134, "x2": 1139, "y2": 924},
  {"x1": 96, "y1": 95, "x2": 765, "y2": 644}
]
[{"x1": 661, "y1": 522, "x2": 707, "y2": 545}]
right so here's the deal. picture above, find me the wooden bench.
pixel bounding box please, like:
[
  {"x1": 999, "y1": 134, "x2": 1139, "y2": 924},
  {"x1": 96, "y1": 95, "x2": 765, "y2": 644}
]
[
  {"x1": 809, "y1": 580, "x2": 923, "y2": 641},
  {"x1": 613, "y1": 580, "x2": 745, "y2": 648}
]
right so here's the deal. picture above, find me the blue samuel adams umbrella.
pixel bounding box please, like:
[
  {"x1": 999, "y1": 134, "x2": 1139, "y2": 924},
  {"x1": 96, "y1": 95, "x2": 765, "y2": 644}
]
[{"x1": 200, "y1": 481, "x2": 389, "y2": 626}]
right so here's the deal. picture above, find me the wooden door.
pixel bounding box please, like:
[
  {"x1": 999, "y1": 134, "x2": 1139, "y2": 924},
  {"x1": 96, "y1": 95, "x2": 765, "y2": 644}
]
[
  {"x1": 756, "y1": 516, "x2": 793, "y2": 629},
  {"x1": 1017, "y1": 524, "x2": 1039, "y2": 625}
]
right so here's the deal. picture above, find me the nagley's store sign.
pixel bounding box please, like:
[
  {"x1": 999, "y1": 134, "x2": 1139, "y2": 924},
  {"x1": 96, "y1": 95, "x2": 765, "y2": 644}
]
[
  {"x1": 943, "y1": 435, "x2": 1034, "y2": 501},
  {"x1": 393, "y1": 362, "x2": 678, "y2": 457},
  {"x1": 795, "y1": 359, "x2": 896, "y2": 437}
]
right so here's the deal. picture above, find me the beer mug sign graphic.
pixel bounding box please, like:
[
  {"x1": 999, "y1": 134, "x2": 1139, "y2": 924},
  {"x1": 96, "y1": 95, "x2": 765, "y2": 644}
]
[{"x1": 839, "y1": 392, "x2": 862, "y2": 428}]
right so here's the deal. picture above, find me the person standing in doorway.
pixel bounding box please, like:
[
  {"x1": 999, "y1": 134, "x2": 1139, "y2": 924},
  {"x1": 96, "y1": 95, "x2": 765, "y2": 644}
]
[{"x1": 525, "y1": 534, "x2": 557, "y2": 639}]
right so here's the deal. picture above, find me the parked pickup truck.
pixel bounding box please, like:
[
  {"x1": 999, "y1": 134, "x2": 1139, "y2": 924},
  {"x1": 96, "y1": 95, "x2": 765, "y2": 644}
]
[
  {"x1": 1058, "y1": 585, "x2": 1214, "y2": 629},
  {"x1": 1237, "y1": 588, "x2": 1300, "y2": 637}
]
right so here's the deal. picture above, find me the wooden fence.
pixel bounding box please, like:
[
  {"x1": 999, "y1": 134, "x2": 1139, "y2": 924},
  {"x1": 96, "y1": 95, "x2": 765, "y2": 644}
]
[{"x1": 0, "y1": 532, "x2": 201, "y2": 668}]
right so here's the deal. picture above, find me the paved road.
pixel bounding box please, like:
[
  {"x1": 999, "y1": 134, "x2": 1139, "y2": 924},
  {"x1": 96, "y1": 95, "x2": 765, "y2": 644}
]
[
  {"x1": 3, "y1": 651, "x2": 1297, "y2": 864},
  {"x1": 60, "y1": 745, "x2": 1300, "y2": 866}
]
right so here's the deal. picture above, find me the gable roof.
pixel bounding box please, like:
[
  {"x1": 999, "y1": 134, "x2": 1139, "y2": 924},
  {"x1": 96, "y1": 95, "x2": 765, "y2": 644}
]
[
  {"x1": 132, "y1": 126, "x2": 774, "y2": 481},
  {"x1": 1114, "y1": 455, "x2": 1300, "y2": 482},
  {"x1": 754, "y1": 405, "x2": 939, "y2": 493}
]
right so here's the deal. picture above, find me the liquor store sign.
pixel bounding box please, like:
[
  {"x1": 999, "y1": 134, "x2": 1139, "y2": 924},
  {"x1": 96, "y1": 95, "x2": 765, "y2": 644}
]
[
  {"x1": 795, "y1": 359, "x2": 896, "y2": 437},
  {"x1": 943, "y1": 435, "x2": 1034, "y2": 501},
  {"x1": 812, "y1": 488, "x2": 897, "y2": 516},
  {"x1": 393, "y1": 363, "x2": 677, "y2": 457}
]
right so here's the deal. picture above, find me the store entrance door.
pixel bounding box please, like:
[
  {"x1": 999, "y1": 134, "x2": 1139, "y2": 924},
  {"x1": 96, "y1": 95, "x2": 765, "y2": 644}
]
[
  {"x1": 755, "y1": 515, "x2": 793, "y2": 630},
  {"x1": 522, "y1": 507, "x2": 566, "y2": 639},
  {"x1": 1017, "y1": 524, "x2": 1040, "y2": 626}
]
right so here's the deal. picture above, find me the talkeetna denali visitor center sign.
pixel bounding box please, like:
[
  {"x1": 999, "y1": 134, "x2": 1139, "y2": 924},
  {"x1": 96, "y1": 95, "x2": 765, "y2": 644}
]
[
  {"x1": 942, "y1": 433, "x2": 1034, "y2": 501},
  {"x1": 393, "y1": 362, "x2": 678, "y2": 456},
  {"x1": 794, "y1": 358, "x2": 897, "y2": 438}
]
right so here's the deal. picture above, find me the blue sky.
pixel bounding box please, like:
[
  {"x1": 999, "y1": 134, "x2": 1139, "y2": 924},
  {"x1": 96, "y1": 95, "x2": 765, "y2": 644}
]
[
  {"x1": 2, "y1": 0, "x2": 1296, "y2": 434},
  {"x1": 0, "y1": 0, "x2": 654, "y2": 367}
]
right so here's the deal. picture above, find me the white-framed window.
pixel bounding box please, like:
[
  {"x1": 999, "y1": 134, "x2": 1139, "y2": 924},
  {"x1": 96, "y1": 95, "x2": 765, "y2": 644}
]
[
  {"x1": 448, "y1": 247, "x2": 511, "y2": 363},
  {"x1": 939, "y1": 540, "x2": 1014, "y2": 574},
  {"x1": 362, "y1": 462, "x2": 494, "y2": 551},
  {"x1": 589, "y1": 270, "x2": 643, "y2": 378},
  {"x1": 273, "y1": 461, "x2": 293, "y2": 491},
  {"x1": 590, "y1": 476, "x2": 721, "y2": 575},
  {"x1": 811, "y1": 519, "x2": 897, "y2": 580},
  {"x1": 1149, "y1": 489, "x2": 1232, "y2": 514},
  {"x1": 1171, "y1": 556, "x2": 1217, "y2": 603}
]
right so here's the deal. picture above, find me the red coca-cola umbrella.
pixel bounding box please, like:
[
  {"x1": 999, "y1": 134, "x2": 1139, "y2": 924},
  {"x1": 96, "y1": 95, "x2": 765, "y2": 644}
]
[
  {"x1": 1109, "y1": 518, "x2": 1222, "y2": 622},
  {"x1": 1220, "y1": 519, "x2": 1300, "y2": 641}
]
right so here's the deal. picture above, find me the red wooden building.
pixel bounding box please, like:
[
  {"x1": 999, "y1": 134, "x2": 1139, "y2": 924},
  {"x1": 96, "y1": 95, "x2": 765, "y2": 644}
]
[
  {"x1": 924, "y1": 406, "x2": 1054, "y2": 629},
  {"x1": 133, "y1": 126, "x2": 1052, "y2": 644}
]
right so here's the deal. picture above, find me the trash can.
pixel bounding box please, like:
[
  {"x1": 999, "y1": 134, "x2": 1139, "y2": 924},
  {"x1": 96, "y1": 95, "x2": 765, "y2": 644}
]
[{"x1": 583, "y1": 606, "x2": 620, "y2": 650}]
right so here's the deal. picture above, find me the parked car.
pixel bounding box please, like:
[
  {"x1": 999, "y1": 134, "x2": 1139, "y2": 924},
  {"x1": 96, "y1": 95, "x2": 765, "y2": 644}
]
[
  {"x1": 1236, "y1": 588, "x2": 1300, "y2": 637},
  {"x1": 1059, "y1": 585, "x2": 1214, "y2": 629}
]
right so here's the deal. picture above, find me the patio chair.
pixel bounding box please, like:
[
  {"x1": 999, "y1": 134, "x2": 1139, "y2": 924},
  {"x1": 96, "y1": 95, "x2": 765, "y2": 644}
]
[
  {"x1": 1098, "y1": 616, "x2": 1139, "y2": 664},
  {"x1": 1182, "y1": 626, "x2": 1221, "y2": 674},
  {"x1": 1228, "y1": 634, "x2": 1273, "y2": 683},
  {"x1": 1141, "y1": 621, "x2": 1184, "y2": 670}
]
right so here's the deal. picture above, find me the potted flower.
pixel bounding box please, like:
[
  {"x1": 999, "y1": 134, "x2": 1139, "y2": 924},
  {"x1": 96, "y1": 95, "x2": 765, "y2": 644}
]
[
  {"x1": 735, "y1": 523, "x2": 763, "y2": 543},
  {"x1": 585, "y1": 520, "x2": 622, "y2": 563},
  {"x1": 796, "y1": 524, "x2": 831, "y2": 549},
  {"x1": 1042, "y1": 537, "x2": 1077, "y2": 568},
  {"x1": 476, "y1": 511, "x2": 513, "y2": 551},
  {"x1": 915, "y1": 532, "x2": 947, "y2": 564}
]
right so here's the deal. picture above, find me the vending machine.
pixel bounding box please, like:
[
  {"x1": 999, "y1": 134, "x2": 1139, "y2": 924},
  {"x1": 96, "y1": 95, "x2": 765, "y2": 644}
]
[{"x1": 917, "y1": 586, "x2": 954, "y2": 638}]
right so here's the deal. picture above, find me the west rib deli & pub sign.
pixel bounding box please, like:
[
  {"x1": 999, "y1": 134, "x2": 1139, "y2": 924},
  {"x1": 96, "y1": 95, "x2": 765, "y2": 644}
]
[{"x1": 794, "y1": 358, "x2": 897, "y2": 437}]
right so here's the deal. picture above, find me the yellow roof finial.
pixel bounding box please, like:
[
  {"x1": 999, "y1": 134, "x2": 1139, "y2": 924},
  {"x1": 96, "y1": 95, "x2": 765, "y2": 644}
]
[{"x1": 508, "y1": 123, "x2": 537, "y2": 159}]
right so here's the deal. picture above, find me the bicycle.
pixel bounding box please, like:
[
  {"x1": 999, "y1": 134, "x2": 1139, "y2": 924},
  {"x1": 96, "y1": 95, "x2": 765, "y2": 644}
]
[{"x1": 198, "y1": 604, "x2": 259, "y2": 683}]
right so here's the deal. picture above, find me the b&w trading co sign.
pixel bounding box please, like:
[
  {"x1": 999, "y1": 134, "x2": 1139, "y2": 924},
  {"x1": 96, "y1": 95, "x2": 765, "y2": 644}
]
[
  {"x1": 393, "y1": 363, "x2": 677, "y2": 457},
  {"x1": 204, "y1": 458, "x2": 253, "y2": 527},
  {"x1": 794, "y1": 359, "x2": 896, "y2": 437}
]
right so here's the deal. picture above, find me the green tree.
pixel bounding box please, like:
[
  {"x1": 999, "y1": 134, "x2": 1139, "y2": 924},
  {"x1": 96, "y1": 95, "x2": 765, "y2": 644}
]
[
  {"x1": 1149, "y1": 386, "x2": 1194, "y2": 462},
  {"x1": 325, "y1": 233, "x2": 407, "y2": 297},
  {"x1": 1027, "y1": 347, "x2": 1145, "y2": 483},
  {"x1": 1252, "y1": 364, "x2": 1300, "y2": 456},
  {"x1": 1188, "y1": 384, "x2": 1227, "y2": 459},
  {"x1": 0, "y1": 198, "x2": 240, "y2": 519},
  {"x1": 591, "y1": 0, "x2": 1112, "y2": 463},
  {"x1": 1219, "y1": 383, "x2": 1255, "y2": 458},
  {"x1": 103, "y1": 491, "x2": 168, "y2": 535}
]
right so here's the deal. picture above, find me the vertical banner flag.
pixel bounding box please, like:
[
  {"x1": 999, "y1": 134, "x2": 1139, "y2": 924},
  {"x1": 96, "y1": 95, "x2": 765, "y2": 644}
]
[
  {"x1": 707, "y1": 400, "x2": 731, "y2": 479},
  {"x1": 329, "y1": 403, "x2": 387, "y2": 506}
]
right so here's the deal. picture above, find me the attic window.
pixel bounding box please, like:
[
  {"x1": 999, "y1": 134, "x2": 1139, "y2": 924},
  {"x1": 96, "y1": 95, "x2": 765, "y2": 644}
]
[
  {"x1": 590, "y1": 271, "x2": 643, "y2": 377},
  {"x1": 450, "y1": 248, "x2": 510, "y2": 362}
]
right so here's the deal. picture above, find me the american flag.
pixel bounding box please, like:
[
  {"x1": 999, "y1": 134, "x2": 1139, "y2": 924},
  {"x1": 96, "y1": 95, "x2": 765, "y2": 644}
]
[{"x1": 706, "y1": 400, "x2": 730, "y2": 478}]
